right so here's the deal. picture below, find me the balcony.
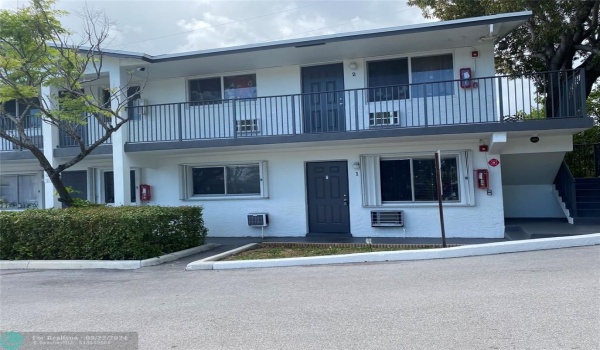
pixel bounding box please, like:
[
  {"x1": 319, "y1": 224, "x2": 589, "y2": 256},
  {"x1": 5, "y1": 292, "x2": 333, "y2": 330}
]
[
  {"x1": 0, "y1": 117, "x2": 43, "y2": 152},
  {"x1": 126, "y1": 70, "x2": 586, "y2": 147}
]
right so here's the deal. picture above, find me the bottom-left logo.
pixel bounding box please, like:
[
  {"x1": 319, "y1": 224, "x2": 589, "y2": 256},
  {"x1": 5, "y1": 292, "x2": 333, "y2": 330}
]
[{"x1": 0, "y1": 332, "x2": 24, "y2": 350}]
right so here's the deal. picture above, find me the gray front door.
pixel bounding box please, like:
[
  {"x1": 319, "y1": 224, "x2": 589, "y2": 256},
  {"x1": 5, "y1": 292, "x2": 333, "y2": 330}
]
[
  {"x1": 306, "y1": 161, "x2": 350, "y2": 234},
  {"x1": 301, "y1": 63, "x2": 346, "y2": 133}
]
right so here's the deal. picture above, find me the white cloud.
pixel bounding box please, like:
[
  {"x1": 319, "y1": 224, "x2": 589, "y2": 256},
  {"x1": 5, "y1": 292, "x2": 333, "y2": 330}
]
[{"x1": 1, "y1": 0, "x2": 430, "y2": 55}]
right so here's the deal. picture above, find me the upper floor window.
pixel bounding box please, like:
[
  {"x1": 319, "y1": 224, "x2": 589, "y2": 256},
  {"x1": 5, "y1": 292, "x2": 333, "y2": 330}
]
[
  {"x1": 367, "y1": 58, "x2": 409, "y2": 102},
  {"x1": 367, "y1": 54, "x2": 454, "y2": 101},
  {"x1": 189, "y1": 74, "x2": 257, "y2": 104},
  {"x1": 1, "y1": 99, "x2": 41, "y2": 129},
  {"x1": 411, "y1": 54, "x2": 454, "y2": 98}
]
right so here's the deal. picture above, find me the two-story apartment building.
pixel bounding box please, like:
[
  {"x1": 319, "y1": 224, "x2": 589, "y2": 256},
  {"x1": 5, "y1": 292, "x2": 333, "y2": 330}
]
[{"x1": 0, "y1": 11, "x2": 593, "y2": 238}]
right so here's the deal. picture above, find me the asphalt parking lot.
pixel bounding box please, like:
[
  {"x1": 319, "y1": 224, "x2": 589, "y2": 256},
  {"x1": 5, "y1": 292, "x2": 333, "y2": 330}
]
[{"x1": 1, "y1": 246, "x2": 599, "y2": 350}]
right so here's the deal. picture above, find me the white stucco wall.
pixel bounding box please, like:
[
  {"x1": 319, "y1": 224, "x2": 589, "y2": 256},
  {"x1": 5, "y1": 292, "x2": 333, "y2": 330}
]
[
  {"x1": 128, "y1": 138, "x2": 505, "y2": 239},
  {"x1": 125, "y1": 45, "x2": 501, "y2": 143},
  {"x1": 502, "y1": 185, "x2": 565, "y2": 218}
]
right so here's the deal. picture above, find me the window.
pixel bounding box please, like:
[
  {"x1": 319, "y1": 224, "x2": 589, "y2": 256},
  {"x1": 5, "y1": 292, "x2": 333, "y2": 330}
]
[
  {"x1": 367, "y1": 58, "x2": 409, "y2": 102},
  {"x1": 411, "y1": 54, "x2": 454, "y2": 97},
  {"x1": 126, "y1": 86, "x2": 142, "y2": 120},
  {"x1": 189, "y1": 74, "x2": 257, "y2": 104},
  {"x1": 224, "y1": 74, "x2": 257, "y2": 99},
  {"x1": 189, "y1": 77, "x2": 222, "y2": 104},
  {"x1": 180, "y1": 162, "x2": 267, "y2": 199},
  {"x1": 1, "y1": 100, "x2": 41, "y2": 129},
  {"x1": 380, "y1": 156, "x2": 459, "y2": 202},
  {"x1": 0, "y1": 174, "x2": 40, "y2": 209},
  {"x1": 360, "y1": 153, "x2": 467, "y2": 206}
]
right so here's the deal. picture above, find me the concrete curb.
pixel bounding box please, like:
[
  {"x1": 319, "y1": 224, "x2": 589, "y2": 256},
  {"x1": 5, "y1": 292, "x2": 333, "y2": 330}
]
[
  {"x1": 185, "y1": 234, "x2": 600, "y2": 271},
  {"x1": 185, "y1": 243, "x2": 258, "y2": 270},
  {"x1": 0, "y1": 243, "x2": 220, "y2": 270}
]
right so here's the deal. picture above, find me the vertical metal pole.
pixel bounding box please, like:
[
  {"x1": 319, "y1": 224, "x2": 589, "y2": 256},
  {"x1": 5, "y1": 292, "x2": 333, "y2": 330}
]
[
  {"x1": 232, "y1": 99, "x2": 237, "y2": 138},
  {"x1": 435, "y1": 151, "x2": 447, "y2": 248},
  {"x1": 178, "y1": 103, "x2": 183, "y2": 142},
  {"x1": 498, "y1": 77, "x2": 504, "y2": 122}
]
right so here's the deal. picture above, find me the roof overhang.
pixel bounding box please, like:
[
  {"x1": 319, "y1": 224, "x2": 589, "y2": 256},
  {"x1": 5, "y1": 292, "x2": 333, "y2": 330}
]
[{"x1": 101, "y1": 11, "x2": 531, "y2": 79}]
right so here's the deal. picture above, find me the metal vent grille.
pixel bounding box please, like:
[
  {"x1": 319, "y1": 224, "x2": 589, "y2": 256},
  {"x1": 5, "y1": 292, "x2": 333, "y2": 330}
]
[
  {"x1": 247, "y1": 213, "x2": 268, "y2": 227},
  {"x1": 371, "y1": 211, "x2": 404, "y2": 227}
]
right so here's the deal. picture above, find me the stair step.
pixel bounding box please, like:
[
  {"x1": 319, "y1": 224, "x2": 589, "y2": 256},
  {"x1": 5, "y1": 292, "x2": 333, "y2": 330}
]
[
  {"x1": 573, "y1": 217, "x2": 600, "y2": 224},
  {"x1": 574, "y1": 177, "x2": 600, "y2": 183},
  {"x1": 576, "y1": 202, "x2": 600, "y2": 210},
  {"x1": 577, "y1": 195, "x2": 600, "y2": 202},
  {"x1": 575, "y1": 209, "x2": 600, "y2": 217},
  {"x1": 575, "y1": 183, "x2": 600, "y2": 190}
]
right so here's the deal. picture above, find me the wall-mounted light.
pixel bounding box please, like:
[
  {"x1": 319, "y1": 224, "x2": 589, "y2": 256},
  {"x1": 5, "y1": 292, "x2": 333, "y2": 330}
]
[
  {"x1": 530, "y1": 135, "x2": 540, "y2": 143},
  {"x1": 353, "y1": 162, "x2": 361, "y2": 170},
  {"x1": 349, "y1": 62, "x2": 359, "y2": 71}
]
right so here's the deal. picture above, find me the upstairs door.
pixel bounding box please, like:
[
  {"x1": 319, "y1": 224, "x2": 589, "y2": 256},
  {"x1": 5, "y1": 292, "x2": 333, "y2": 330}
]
[
  {"x1": 306, "y1": 161, "x2": 350, "y2": 234},
  {"x1": 301, "y1": 64, "x2": 346, "y2": 133}
]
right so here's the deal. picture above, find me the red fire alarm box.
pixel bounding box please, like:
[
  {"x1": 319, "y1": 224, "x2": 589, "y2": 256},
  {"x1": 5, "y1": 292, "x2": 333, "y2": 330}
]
[
  {"x1": 460, "y1": 68, "x2": 472, "y2": 88},
  {"x1": 140, "y1": 184, "x2": 151, "y2": 201},
  {"x1": 475, "y1": 170, "x2": 489, "y2": 189}
]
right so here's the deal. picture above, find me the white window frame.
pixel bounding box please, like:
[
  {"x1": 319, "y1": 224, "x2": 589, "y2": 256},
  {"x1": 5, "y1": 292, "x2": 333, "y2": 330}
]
[
  {"x1": 179, "y1": 161, "x2": 268, "y2": 200},
  {"x1": 187, "y1": 72, "x2": 258, "y2": 104},
  {"x1": 360, "y1": 151, "x2": 473, "y2": 207}
]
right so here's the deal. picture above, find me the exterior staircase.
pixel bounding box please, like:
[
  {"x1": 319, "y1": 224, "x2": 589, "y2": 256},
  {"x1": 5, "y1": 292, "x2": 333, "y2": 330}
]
[
  {"x1": 574, "y1": 178, "x2": 600, "y2": 224},
  {"x1": 554, "y1": 162, "x2": 600, "y2": 224}
]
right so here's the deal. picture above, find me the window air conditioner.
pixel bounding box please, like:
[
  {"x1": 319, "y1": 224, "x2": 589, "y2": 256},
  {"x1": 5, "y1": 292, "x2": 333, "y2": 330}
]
[
  {"x1": 247, "y1": 213, "x2": 268, "y2": 227},
  {"x1": 371, "y1": 211, "x2": 404, "y2": 227}
]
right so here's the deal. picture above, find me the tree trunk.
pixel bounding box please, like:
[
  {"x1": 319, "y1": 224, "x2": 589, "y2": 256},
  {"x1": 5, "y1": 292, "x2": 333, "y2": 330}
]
[{"x1": 46, "y1": 170, "x2": 73, "y2": 207}]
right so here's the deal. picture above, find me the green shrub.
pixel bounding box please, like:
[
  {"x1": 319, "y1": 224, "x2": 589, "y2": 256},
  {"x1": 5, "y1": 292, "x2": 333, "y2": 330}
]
[{"x1": 0, "y1": 206, "x2": 208, "y2": 260}]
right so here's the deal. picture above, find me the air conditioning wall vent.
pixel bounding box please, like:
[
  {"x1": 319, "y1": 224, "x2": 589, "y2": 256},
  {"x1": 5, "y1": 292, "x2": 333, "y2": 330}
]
[
  {"x1": 248, "y1": 213, "x2": 268, "y2": 227},
  {"x1": 371, "y1": 210, "x2": 403, "y2": 227}
]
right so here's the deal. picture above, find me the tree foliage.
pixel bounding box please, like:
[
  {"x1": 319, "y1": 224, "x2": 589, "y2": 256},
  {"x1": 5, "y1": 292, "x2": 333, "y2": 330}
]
[
  {"x1": 408, "y1": 0, "x2": 600, "y2": 98},
  {"x1": 0, "y1": 0, "x2": 143, "y2": 206}
]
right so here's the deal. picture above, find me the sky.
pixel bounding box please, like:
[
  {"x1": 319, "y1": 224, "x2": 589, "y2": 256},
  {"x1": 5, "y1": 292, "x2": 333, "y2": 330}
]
[{"x1": 0, "y1": 0, "x2": 433, "y2": 55}]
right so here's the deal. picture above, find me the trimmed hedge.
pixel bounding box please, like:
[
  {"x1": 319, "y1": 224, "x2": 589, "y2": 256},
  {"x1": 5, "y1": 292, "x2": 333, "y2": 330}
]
[{"x1": 0, "y1": 206, "x2": 208, "y2": 260}]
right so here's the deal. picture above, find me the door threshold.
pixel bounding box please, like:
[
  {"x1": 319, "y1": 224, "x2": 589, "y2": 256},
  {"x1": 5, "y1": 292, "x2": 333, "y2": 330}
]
[{"x1": 305, "y1": 233, "x2": 354, "y2": 242}]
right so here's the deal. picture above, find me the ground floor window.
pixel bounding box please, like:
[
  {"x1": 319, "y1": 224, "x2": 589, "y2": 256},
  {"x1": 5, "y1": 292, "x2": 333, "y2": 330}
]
[
  {"x1": 179, "y1": 162, "x2": 267, "y2": 199},
  {"x1": 361, "y1": 152, "x2": 469, "y2": 206},
  {"x1": 380, "y1": 156, "x2": 459, "y2": 202},
  {"x1": 0, "y1": 174, "x2": 40, "y2": 209}
]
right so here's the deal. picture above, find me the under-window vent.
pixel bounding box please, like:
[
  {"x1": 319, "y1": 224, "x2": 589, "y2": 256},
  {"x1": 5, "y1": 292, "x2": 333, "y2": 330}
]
[
  {"x1": 248, "y1": 213, "x2": 268, "y2": 227},
  {"x1": 371, "y1": 211, "x2": 404, "y2": 227},
  {"x1": 236, "y1": 119, "x2": 260, "y2": 133},
  {"x1": 369, "y1": 112, "x2": 399, "y2": 127}
]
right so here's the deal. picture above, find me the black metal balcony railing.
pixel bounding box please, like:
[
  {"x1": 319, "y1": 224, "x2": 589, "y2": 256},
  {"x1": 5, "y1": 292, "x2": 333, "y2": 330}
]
[
  {"x1": 0, "y1": 70, "x2": 587, "y2": 152},
  {"x1": 58, "y1": 116, "x2": 112, "y2": 148},
  {"x1": 0, "y1": 117, "x2": 43, "y2": 151},
  {"x1": 127, "y1": 70, "x2": 586, "y2": 144}
]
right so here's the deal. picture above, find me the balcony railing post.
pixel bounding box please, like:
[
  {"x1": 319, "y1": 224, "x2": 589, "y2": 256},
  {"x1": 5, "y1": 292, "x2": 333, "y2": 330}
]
[
  {"x1": 178, "y1": 103, "x2": 183, "y2": 142},
  {"x1": 423, "y1": 84, "x2": 428, "y2": 126},
  {"x1": 291, "y1": 95, "x2": 297, "y2": 134},
  {"x1": 579, "y1": 69, "x2": 587, "y2": 117},
  {"x1": 232, "y1": 99, "x2": 237, "y2": 138},
  {"x1": 498, "y1": 77, "x2": 504, "y2": 122}
]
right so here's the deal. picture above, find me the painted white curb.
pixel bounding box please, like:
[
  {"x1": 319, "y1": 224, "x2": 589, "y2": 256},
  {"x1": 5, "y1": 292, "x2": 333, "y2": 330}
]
[
  {"x1": 0, "y1": 243, "x2": 220, "y2": 270},
  {"x1": 185, "y1": 243, "x2": 258, "y2": 270},
  {"x1": 186, "y1": 234, "x2": 600, "y2": 271}
]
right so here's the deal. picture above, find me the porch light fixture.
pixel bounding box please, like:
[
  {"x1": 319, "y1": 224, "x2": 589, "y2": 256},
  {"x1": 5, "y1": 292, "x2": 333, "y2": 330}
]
[
  {"x1": 530, "y1": 135, "x2": 540, "y2": 143},
  {"x1": 349, "y1": 62, "x2": 359, "y2": 70},
  {"x1": 353, "y1": 162, "x2": 361, "y2": 170}
]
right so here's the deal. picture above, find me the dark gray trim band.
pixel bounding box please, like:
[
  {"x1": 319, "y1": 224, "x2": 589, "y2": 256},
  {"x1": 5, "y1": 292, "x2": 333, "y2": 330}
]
[
  {"x1": 53, "y1": 144, "x2": 113, "y2": 158},
  {"x1": 124, "y1": 118, "x2": 592, "y2": 153}
]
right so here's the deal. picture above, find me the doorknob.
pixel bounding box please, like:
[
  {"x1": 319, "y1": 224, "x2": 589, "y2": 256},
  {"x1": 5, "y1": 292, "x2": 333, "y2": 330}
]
[{"x1": 343, "y1": 198, "x2": 349, "y2": 206}]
